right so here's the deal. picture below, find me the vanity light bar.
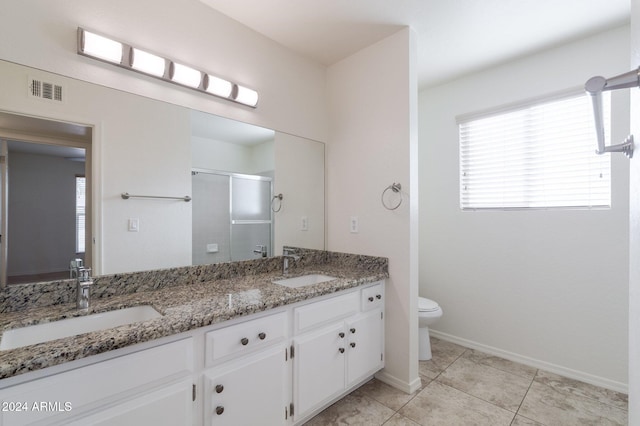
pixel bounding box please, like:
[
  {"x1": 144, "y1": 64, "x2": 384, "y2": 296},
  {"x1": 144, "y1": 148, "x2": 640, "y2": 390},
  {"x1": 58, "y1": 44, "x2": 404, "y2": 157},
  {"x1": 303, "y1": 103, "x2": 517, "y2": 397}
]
[{"x1": 77, "y1": 28, "x2": 259, "y2": 108}]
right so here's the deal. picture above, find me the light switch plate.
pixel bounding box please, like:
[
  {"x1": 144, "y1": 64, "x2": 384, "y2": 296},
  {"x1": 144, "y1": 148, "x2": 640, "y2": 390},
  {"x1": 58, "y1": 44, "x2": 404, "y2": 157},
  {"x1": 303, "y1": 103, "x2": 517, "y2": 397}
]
[
  {"x1": 128, "y1": 218, "x2": 139, "y2": 232},
  {"x1": 301, "y1": 216, "x2": 308, "y2": 231}
]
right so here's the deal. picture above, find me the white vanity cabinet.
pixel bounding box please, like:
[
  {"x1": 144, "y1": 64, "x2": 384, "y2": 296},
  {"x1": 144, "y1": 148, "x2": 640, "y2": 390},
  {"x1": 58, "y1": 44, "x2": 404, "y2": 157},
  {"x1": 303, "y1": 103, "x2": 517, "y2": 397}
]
[
  {"x1": 291, "y1": 282, "x2": 385, "y2": 422},
  {"x1": 0, "y1": 338, "x2": 194, "y2": 426},
  {"x1": 0, "y1": 280, "x2": 385, "y2": 426},
  {"x1": 202, "y1": 311, "x2": 289, "y2": 426},
  {"x1": 204, "y1": 345, "x2": 288, "y2": 425}
]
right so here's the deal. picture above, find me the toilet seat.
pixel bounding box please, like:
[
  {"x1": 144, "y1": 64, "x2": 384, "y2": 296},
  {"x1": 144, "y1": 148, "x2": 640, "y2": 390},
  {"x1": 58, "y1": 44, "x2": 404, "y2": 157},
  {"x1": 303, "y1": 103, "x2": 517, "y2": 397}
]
[{"x1": 419, "y1": 297, "x2": 440, "y2": 313}]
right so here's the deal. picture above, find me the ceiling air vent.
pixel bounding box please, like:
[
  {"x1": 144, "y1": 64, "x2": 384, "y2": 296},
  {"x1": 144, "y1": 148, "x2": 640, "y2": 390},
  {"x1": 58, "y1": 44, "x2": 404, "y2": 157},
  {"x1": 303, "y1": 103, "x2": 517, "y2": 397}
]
[{"x1": 28, "y1": 77, "x2": 64, "y2": 103}]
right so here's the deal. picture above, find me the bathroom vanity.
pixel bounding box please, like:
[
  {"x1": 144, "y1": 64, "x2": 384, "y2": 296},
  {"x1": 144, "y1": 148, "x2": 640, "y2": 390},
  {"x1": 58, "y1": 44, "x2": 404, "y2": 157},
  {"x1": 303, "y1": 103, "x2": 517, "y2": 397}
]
[{"x1": 0, "y1": 249, "x2": 387, "y2": 425}]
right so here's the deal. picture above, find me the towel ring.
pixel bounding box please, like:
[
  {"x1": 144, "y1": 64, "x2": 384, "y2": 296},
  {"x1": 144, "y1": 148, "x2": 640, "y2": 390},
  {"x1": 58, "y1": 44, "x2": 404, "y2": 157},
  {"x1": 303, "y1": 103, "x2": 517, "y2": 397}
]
[
  {"x1": 271, "y1": 193, "x2": 283, "y2": 212},
  {"x1": 381, "y1": 183, "x2": 402, "y2": 210}
]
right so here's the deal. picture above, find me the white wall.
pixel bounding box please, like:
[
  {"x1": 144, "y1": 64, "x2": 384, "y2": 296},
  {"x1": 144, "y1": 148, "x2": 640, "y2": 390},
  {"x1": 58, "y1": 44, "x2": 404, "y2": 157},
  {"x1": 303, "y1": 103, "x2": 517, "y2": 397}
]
[
  {"x1": 273, "y1": 132, "x2": 325, "y2": 254},
  {"x1": 191, "y1": 136, "x2": 274, "y2": 175},
  {"x1": 628, "y1": 0, "x2": 640, "y2": 420},
  {"x1": 419, "y1": 26, "x2": 630, "y2": 391},
  {"x1": 8, "y1": 151, "x2": 85, "y2": 276},
  {"x1": 327, "y1": 28, "x2": 420, "y2": 393}
]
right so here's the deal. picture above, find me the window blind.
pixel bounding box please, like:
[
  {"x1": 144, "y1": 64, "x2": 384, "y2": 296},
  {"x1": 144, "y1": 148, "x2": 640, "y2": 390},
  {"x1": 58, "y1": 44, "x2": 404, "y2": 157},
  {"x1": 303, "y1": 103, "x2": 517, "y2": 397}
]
[
  {"x1": 459, "y1": 92, "x2": 611, "y2": 210},
  {"x1": 76, "y1": 176, "x2": 86, "y2": 253}
]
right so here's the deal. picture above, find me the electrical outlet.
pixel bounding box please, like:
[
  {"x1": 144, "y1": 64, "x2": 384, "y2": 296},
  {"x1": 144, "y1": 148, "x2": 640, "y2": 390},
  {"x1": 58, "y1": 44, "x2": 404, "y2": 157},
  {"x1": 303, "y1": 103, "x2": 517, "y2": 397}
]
[
  {"x1": 350, "y1": 216, "x2": 359, "y2": 233},
  {"x1": 301, "y1": 216, "x2": 308, "y2": 231}
]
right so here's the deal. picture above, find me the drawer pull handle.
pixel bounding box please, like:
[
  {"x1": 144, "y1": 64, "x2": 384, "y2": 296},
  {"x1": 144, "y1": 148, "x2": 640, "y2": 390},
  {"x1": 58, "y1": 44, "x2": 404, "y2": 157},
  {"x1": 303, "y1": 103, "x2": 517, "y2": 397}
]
[
  {"x1": 338, "y1": 348, "x2": 345, "y2": 353},
  {"x1": 338, "y1": 332, "x2": 345, "y2": 338},
  {"x1": 258, "y1": 332, "x2": 266, "y2": 340},
  {"x1": 241, "y1": 337, "x2": 249, "y2": 346},
  {"x1": 376, "y1": 294, "x2": 382, "y2": 299},
  {"x1": 350, "y1": 342, "x2": 356, "y2": 348},
  {"x1": 368, "y1": 296, "x2": 374, "y2": 302},
  {"x1": 216, "y1": 406, "x2": 224, "y2": 415},
  {"x1": 215, "y1": 384, "x2": 224, "y2": 393},
  {"x1": 350, "y1": 328, "x2": 356, "y2": 334}
]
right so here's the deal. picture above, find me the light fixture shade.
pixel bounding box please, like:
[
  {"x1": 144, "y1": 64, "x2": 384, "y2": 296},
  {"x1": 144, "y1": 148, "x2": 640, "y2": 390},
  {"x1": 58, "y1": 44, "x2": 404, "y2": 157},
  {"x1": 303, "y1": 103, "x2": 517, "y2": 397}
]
[
  {"x1": 79, "y1": 29, "x2": 123, "y2": 64},
  {"x1": 131, "y1": 48, "x2": 166, "y2": 77},
  {"x1": 235, "y1": 85, "x2": 259, "y2": 107},
  {"x1": 171, "y1": 62, "x2": 202, "y2": 88},
  {"x1": 77, "y1": 27, "x2": 258, "y2": 108},
  {"x1": 205, "y1": 74, "x2": 233, "y2": 98}
]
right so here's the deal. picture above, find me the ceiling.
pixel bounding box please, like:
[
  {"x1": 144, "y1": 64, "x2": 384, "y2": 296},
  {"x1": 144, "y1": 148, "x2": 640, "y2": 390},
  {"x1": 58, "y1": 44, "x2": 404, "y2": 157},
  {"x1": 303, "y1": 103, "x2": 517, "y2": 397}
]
[{"x1": 199, "y1": 0, "x2": 630, "y2": 89}]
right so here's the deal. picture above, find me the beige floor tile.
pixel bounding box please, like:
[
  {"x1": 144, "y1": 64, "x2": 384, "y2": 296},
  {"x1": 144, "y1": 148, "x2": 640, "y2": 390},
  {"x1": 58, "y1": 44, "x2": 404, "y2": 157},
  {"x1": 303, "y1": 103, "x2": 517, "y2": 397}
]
[
  {"x1": 534, "y1": 370, "x2": 628, "y2": 410},
  {"x1": 462, "y1": 349, "x2": 538, "y2": 380},
  {"x1": 399, "y1": 381, "x2": 514, "y2": 426},
  {"x1": 356, "y1": 378, "x2": 419, "y2": 411},
  {"x1": 518, "y1": 381, "x2": 628, "y2": 426},
  {"x1": 510, "y1": 415, "x2": 545, "y2": 425},
  {"x1": 304, "y1": 392, "x2": 395, "y2": 426},
  {"x1": 436, "y1": 356, "x2": 532, "y2": 412},
  {"x1": 382, "y1": 412, "x2": 421, "y2": 426},
  {"x1": 418, "y1": 337, "x2": 466, "y2": 379}
]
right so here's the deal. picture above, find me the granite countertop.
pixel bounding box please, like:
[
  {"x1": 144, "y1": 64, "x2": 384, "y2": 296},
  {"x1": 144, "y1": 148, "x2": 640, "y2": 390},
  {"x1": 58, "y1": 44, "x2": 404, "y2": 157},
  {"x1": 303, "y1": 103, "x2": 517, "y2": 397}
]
[{"x1": 0, "y1": 256, "x2": 387, "y2": 380}]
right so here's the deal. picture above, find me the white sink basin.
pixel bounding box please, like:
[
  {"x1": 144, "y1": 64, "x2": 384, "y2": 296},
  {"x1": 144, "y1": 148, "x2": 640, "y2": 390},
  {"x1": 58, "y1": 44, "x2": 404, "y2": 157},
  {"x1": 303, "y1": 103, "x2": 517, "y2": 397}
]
[
  {"x1": 0, "y1": 305, "x2": 162, "y2": 351},
  {"x1": 273, "y1": 274, "x2": 337, "y2": 288}
]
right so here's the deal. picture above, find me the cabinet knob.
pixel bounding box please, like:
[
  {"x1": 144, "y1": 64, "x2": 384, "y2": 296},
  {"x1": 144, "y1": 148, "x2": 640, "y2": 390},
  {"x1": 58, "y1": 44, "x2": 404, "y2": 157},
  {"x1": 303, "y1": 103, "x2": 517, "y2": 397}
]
[
  {"x1": 376, "y1": 294, "x2": 382, "y2": 299},
  {"x1": 216, "y1": 406, "x2": 224, "y2": 415},
  {"x1": 368, "y1": 296, "x2": 374, "y2": 302},
  {"x1": 215, "y1": 384, "x2": 224, "y2": 393},
  {"x1": 350, "y1": 328, "x2": 356, "y2": 334},
  {"x1": 258, "y1": 332, "x2": 266, "y2": 340},
  {"x1": 350, "y1": 342, "x2": 356, "y2": 348},
  {"x1": 338, "y1": 348, "x2": 345, "y2": 354},
  {"x1": 338, "y1": 332, "x2": 345, "y2": 338},
  {"x1": 240, "y1": 337, "x2": 249, "y2": 346}
]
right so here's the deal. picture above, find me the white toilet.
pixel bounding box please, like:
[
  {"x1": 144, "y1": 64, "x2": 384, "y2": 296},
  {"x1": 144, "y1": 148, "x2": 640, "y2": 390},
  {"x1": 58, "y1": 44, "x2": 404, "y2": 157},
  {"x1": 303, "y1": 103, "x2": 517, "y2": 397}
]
[{"x1": 418, "y1": 297, "x2": 443, "y2": 361}]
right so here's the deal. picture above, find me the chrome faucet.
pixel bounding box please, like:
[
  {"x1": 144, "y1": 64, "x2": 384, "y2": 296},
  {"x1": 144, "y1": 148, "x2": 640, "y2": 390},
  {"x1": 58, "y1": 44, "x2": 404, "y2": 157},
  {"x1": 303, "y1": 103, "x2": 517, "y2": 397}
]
[
  {"x1": 253, "y1": 244, "x2": 268, "y2": 258},
  {"x1": 76, "y1": 266, "x2": 93, "y2": 310},
  {"x1": 282, "y1": 248, "x2": 301, "y2": 275}
]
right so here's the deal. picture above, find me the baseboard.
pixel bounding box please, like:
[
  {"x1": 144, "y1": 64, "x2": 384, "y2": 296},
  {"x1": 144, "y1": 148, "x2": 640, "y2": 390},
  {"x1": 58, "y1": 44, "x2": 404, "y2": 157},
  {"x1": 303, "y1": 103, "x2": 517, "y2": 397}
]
[
  {"x1": 430, "y1": 330, "x2": 628, "y2": 394},
  {"x1": 375, "y1": 370, "x2": 423, "y2": 394}
]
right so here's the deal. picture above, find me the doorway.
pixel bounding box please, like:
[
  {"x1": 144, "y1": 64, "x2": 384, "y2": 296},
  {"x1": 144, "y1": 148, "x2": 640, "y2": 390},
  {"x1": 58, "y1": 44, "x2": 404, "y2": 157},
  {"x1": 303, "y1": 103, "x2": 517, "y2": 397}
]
[{"x1": 0, "y1": 111, "x2": 92, "y2": 287}]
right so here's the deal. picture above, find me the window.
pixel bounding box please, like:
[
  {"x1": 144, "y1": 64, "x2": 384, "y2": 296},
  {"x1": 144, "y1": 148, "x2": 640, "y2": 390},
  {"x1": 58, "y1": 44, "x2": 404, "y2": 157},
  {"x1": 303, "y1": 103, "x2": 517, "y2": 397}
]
[
  {"x1": 76, "y1": 176, "x2": 86, "y2": 253},
  {"x1": 458, "y1": 91, "x2": 611, "y2": 210}
]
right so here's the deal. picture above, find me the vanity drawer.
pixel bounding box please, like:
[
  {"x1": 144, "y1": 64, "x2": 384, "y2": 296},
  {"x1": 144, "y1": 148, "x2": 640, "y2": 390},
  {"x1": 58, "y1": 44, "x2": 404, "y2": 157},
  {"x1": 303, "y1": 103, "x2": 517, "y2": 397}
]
[
  {"x1": 205, "y1": 311, "x2": 287, "y2": 365},
  {"x1": 361, "y1": 282, "x2": 384, "y2": 311},
  {"x1": 294, "y1": 291, "x2": 359, "y2": 334}
]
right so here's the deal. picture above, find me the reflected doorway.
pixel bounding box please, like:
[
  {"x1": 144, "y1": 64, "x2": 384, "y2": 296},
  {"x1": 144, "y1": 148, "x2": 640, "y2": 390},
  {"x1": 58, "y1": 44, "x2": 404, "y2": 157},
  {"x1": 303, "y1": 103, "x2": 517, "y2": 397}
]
[{"x1": 0, "y1": 112, "x2": 92, "y2": 287}]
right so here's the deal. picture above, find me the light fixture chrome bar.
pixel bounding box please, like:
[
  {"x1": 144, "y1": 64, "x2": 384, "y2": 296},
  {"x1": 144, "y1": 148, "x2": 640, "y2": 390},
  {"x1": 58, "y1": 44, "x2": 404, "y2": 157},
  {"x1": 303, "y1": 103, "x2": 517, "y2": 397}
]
[
  {"x1": 121, "y1": 192, "x2": 191, "y2": 202},
  {"x1": 77, "y1": 27, "x2": 258, "y2": 108},
  {"x1": 585, "y1": 68, "x2": 639, "y2": 158}
]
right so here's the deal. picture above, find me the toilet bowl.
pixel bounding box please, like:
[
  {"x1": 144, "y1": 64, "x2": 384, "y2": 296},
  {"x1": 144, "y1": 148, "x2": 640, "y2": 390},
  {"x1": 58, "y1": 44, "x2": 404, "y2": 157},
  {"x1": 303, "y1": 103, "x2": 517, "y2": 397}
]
[{"x1": 418, "y1": 297, "x2": 443, "y2": 361}]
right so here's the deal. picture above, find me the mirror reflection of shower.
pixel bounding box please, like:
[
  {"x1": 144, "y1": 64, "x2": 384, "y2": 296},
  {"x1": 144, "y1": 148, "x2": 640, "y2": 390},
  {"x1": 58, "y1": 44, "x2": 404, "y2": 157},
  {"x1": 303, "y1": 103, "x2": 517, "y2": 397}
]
[{"x1": 192, "y1": 169, "x2": 273, "y2": 265}]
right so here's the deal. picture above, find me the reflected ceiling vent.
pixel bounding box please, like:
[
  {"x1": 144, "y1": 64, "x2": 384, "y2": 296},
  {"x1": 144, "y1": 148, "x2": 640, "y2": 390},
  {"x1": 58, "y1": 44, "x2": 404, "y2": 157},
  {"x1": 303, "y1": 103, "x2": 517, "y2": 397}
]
[{"x1": 28, "y1": 77, "x2": 64, "y2": 103}]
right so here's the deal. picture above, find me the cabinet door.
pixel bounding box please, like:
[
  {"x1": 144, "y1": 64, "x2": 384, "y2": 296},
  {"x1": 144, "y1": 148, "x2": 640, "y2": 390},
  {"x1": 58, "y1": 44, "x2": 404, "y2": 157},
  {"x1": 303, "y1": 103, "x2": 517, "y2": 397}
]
[
  {"x1": 293, "y1": 322, "x2": 346, "y2": 419},
  {"x1": 66, "y1": 379, "x2": 193, "y2": 426},
  {"x1": 346, "y1": 309, "x2": 384, "y2": 386},
  {"x1": 206, "y1": 345, "x2": 288, "y2": 426}
]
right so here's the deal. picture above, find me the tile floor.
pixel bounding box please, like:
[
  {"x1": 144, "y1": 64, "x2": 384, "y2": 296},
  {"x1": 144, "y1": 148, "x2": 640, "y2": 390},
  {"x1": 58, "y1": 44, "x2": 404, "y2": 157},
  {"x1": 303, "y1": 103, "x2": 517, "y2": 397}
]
[{"x1": 305, "y1": 337, "x2": 628, "y2": 425}]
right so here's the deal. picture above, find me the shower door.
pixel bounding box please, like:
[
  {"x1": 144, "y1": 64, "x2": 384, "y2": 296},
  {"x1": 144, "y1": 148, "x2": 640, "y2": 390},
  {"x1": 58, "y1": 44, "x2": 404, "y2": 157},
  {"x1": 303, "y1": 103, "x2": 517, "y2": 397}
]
[
  {"x1": 230, "y1": 175, "x2": 272, "y2": 261},
  {"x1": 192, "y1": 170, "x2": 272, "y2": 265}
]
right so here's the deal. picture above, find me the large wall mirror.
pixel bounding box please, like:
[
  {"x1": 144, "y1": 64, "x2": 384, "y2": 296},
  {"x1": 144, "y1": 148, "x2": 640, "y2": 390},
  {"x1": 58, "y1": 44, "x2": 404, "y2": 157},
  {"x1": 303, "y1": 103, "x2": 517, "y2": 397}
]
[{"x1": 0, "y1": 60, "x2": 325, "y2": 288}]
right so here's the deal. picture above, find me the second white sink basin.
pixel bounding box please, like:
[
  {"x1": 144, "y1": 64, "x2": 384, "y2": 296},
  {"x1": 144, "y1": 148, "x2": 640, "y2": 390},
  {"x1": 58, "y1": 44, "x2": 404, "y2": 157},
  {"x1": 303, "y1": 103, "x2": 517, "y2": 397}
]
[
  {"x1": 0, "y1": 305, "x2": 162, "y2": 351},
  {"x1": 273, "y1": 274, "x2": 337, "y2": 288}
]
